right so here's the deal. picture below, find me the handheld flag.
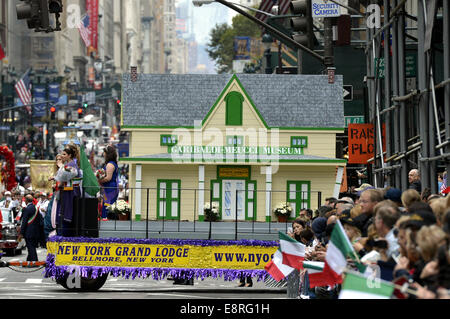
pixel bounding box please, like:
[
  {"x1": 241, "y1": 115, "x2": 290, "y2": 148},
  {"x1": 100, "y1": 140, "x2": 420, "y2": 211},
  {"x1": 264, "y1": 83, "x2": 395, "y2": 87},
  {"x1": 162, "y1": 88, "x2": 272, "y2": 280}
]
[
  {"x1": 264, "y1": 231, "x2": 305, "y2": 281},
  {"x1": 264, "y1": 249, "x2": 295, "y2": 282},
  {"x1": 339, "y1": 271, "x2": 394, "y2": 299},
  {"x1": 278, "y1": 231, "x2": 305, "y2": 270},
  {"x1": 322, "y1": 220, "x2": 365, "y2": 285}
]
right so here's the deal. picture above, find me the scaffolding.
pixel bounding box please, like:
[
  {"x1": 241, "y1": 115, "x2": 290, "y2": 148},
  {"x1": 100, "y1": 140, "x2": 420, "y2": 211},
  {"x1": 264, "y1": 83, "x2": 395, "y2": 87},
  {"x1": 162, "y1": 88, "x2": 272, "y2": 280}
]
[{"x1": 363, "y1": 0, "x2": 450, "y2": 192}]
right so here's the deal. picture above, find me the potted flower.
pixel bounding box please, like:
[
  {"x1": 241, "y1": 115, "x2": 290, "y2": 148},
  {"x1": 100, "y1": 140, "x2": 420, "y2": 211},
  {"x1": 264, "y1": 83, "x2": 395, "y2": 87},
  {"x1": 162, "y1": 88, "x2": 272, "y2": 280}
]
[
  {"x1": 107, "y1": 199, "x2": 131, "y2": 221},
  {"x1": 273, "y1": 202, "x2": 293, "y2": 222},
  {"x1": 204, "y1": 202, "x2": 219, "y2": 221}
]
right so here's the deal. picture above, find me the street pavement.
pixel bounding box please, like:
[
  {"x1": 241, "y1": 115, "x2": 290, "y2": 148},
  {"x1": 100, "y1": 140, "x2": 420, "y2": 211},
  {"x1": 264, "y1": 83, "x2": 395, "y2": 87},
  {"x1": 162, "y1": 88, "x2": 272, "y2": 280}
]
[{"x1": 0, "y1": 247, "x2": 286, "y2": 300}]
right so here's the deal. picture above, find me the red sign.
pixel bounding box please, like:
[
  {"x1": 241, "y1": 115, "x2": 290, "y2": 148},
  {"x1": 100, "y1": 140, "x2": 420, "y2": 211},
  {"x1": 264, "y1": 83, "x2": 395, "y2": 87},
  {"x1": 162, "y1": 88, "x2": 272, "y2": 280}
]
[
  {"x1": 348, "y1": 123, "x2": 386, "y2": 164},
  {"x1": 86, "y1": 0, "x2": 99, "y2": 52}
]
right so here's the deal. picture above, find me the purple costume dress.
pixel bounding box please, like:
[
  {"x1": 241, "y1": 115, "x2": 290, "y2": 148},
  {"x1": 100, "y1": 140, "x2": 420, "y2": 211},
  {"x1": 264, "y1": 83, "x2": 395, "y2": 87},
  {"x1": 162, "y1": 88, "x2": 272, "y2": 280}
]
[
  {"x1": 56, "y1": 159, "x2": 81, "y2": 237},
  {"x1": 101, "y1": 161, "x2": 119, "y2": 219}
]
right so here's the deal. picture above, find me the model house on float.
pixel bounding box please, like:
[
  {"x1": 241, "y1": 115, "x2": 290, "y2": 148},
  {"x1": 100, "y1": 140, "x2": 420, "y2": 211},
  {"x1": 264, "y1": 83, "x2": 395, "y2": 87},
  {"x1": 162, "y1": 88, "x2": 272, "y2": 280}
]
[{"x1": 120, "y1": 73, "x2": 346, "y2": 222}]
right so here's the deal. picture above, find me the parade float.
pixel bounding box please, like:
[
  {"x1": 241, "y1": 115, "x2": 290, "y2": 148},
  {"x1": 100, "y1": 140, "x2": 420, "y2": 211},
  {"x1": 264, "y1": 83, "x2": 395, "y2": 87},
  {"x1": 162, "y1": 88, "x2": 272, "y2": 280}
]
[{"x1": 44, "y1": 236, "x2": 278, "y2": 291}]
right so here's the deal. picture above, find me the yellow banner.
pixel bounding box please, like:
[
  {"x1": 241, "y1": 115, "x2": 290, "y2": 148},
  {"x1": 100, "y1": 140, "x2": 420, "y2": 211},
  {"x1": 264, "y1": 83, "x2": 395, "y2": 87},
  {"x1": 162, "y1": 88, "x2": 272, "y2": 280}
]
[
  {"x1": 30, "y1": 160, "x2": 55, "y2": 194},
  {"x1": 47, "y1": 242, "x2": 278, "y2": 270}
]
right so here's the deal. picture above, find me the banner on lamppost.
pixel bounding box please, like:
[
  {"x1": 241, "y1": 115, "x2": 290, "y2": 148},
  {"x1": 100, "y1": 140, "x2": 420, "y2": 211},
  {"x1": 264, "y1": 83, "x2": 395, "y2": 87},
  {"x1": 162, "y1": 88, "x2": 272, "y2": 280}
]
[
  {"x1": 48, "y1": 83, "x2": 60, "y2": 104},
  {"x1": 33, "y1": 85, "x2": 47, "y2": 117},
  {"x1": 234, "y1": 36, "x2": 251, "y2": 60},
  {"x1": 86, "y1": 0, "x2": 99, "y2": 52}
]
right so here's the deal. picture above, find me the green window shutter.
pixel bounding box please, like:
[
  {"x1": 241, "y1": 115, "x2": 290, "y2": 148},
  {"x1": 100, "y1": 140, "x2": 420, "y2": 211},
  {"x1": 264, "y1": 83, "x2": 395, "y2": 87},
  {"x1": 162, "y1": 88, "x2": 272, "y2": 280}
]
[
  {"x1": 210, "y1": 180, "x2": 221, "y2": 219},
  {"x1": 246, "y1": 181, "x2": 257, "y2": 221},
  {"x1": 225, "y1": 91, "x2": 244, "y2": 126}
]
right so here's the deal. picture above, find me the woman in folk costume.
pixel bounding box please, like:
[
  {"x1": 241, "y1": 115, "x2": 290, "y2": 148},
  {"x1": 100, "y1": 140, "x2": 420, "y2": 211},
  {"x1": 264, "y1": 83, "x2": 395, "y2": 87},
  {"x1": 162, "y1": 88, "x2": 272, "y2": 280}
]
[
  {"x1": 98, "y1": 145, "x2": 119, "y2": 221},
  {"x1": 56, "y1": 144, "x2": 82, "y2": 237}
]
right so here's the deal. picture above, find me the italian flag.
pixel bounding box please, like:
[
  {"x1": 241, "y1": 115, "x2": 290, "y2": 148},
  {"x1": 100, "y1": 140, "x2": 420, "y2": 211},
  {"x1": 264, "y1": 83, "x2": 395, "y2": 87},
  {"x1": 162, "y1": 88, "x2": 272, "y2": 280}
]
[
  {"x1": 264, "y1": 249, "x2": 294, "y2": 281},
  {"x1": 302, "y1": 261, "x2": 333, "y2": 288},
  {"x1": 264, "y1": 232, "x2": 305, "y2": 281},
  {"x1": 278, "y1": 231, "x2": 305, "y2": 270},
  {"x1": 322, "y1": 220, "x2": 359, "y2": 285},
  {"x1": 339, "y1": 271, "x2": 394, "y2": 299}
]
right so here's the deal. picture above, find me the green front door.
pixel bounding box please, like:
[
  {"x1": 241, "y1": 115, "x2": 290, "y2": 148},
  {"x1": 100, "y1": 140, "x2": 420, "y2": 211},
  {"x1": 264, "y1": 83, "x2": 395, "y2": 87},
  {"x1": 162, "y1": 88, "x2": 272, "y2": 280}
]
[{"x1": 157, "y1": 180, "x2": 181, "y2": 220}]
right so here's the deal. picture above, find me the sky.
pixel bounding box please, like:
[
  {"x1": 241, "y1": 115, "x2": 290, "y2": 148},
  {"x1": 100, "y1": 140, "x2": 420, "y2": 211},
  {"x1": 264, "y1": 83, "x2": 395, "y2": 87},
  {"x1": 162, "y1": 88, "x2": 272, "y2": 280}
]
[
  {"x1": 176, "y1": 0, "x2": 241, "y2": 73},
  {"x1": 181, "y1": 0, "x2": 236, "y2": 45}
]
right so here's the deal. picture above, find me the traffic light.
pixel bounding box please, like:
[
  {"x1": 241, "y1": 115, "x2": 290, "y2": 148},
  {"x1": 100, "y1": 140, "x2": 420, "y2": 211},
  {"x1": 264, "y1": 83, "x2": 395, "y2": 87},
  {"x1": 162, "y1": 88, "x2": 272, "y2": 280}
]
[
  {"x1": 48, "y1": 0, "x2": 63, "y2": 14},
  {"x1": 116, "y1": 99, "x2": 122, "y2": 106},
  {"x1": 16, "y1": 0, "x2": 50, "y2": 32},
  {"x1": 16, "y1": 0, "x2": 63, "y2": 32},
  {"x1": 83, "y1": 102, "x2": 88, "y2": 108},
  {"x1": 289, "y1": 0, "x2": 314, "y2": 49},
  {"x1": 50, "y1": 106, "x2": 56, "y2": 120},
  {"x1": 78, "y1": 107, "x2": 83, "y2": 119}
]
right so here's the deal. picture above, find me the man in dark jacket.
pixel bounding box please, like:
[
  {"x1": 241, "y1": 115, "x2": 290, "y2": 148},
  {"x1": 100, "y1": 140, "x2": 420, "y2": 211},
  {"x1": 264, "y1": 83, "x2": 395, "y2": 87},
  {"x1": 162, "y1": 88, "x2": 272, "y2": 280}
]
[
  {"x1": 18, "y1": 195, "x2": 41, "y2": 261},
  {"x1": 408, "y1": 169, "x2": 422, "y2": 193}
]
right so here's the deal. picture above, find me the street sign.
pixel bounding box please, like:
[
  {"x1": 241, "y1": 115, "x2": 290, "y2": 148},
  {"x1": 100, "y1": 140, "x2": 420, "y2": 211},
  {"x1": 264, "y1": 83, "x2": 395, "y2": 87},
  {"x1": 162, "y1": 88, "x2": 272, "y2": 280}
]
[
  {"x1": 312, "y1": 0, "x2": 341, "y2": 18},
  {"x1": 375, "y1": 53, "x2": 416, "y2": 78},
  {"x1": 343, "y1": 85, "x2": 353, "y2": 101},
  {"x1": 345, "y1": 116, "x2": 364, "y2": 127}
]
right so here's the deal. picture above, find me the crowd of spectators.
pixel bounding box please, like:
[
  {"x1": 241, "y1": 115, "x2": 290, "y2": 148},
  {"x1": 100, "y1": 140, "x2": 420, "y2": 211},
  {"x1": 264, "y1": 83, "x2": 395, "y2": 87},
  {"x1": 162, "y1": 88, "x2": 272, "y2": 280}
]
[
  {"x1": 288, "y1": 169, "x2": 450, "y2": 299},
  {"x1": 14, "y1": 131, "x2": 47, "y2": 163}
]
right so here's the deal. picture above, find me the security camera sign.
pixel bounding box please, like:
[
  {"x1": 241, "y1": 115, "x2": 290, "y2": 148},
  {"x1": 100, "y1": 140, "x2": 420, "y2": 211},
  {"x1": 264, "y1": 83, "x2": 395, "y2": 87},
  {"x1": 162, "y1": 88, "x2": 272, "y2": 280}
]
[{"x1": 312, "y1": 0, "x2": 342, "y2": 18}]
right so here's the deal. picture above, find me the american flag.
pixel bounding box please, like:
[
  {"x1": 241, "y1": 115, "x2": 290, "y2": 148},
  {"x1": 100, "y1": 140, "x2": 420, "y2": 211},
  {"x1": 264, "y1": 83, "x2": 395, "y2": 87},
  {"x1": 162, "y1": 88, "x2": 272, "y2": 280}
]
[
  {"x1": 255, "y1": 0, "x2": 277, "y2": 23},
  {"x1": 277, "y1": 0, "x2": 291, "y2": 15},
  {"x1": 14, "y1": 69, "x2": 32, "y2": 106},
  {"x1": 78, "y1": 14, "x2": 91, "y2": 47},
  {"x1": 255, "y1": 0, "x2": 291, "y2": 23}
]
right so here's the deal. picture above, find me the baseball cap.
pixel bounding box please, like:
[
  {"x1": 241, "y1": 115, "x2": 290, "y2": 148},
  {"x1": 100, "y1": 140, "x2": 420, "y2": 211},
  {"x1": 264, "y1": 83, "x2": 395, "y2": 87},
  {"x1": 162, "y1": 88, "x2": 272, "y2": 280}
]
[{"x1": 337, "y1": 197, "x2": 355, "y2": 205}]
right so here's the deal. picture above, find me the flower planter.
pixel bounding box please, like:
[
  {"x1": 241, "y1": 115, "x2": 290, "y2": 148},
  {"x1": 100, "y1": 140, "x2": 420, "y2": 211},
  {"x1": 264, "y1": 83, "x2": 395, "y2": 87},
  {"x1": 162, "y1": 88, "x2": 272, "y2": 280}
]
[
  {"x1": 118, "y1": 212, "x2": 130, "y2": 221},
  {"x1": 277, "y1": 215, "x2": 288, "y2": 223}
]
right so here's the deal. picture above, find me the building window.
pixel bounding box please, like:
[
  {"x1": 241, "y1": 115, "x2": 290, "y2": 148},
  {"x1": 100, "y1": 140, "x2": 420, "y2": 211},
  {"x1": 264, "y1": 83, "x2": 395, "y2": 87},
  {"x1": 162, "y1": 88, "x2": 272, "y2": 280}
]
[
  {"x1": 225, "y1": 91, "x2": 244, "y2": 126},
  {"x1": 291, "y1": 136, "x2": 308, "y2": 148},
  {"x1": 287, "y1": 181, "x2": 310, "y2": 218},
  {"x1": 226, "y1": 135, "x2": 244, "y2": 146},
  {"x1": 160, "y1": 135, "x2": 178, "y2": 146}
]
